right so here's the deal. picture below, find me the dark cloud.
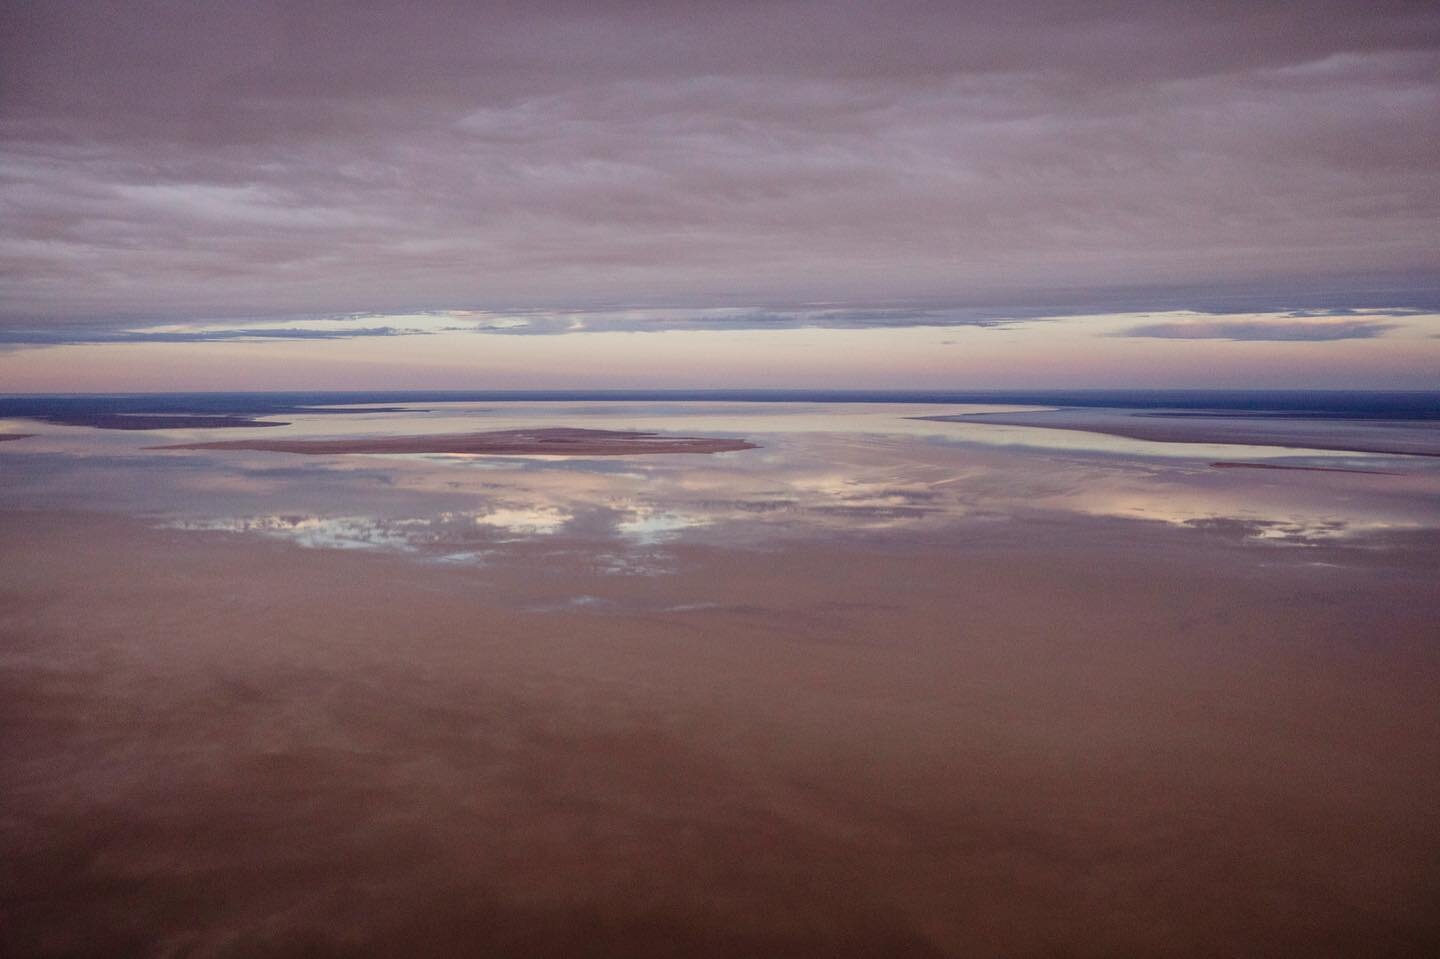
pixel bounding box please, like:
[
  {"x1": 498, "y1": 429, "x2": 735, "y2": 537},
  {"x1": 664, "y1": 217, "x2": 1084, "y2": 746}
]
[
  {"x1": 475, "y1": 307, "x2": 1027, "y2": 336},
  {"x1": 1117, "y1": 320, "x2": 1400, "y2": 341},
  {"x1": 2, "y1": 1, "x2": 1438, "y2": 332}
]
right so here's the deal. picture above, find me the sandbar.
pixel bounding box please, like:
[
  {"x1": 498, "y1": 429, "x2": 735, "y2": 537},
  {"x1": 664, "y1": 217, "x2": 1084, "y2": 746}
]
[
  {"x1": 915, "y1": 411, "x2": 1440, "y2": 456},
  {"x1": 153, "y1": 426, "x2": 758, "y2": 456}
]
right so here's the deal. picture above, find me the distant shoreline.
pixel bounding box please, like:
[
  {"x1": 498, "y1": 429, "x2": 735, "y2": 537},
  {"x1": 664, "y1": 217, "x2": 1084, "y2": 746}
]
[{"x1": 3, "y1": 389, "x2": 1440, "y2": 424}]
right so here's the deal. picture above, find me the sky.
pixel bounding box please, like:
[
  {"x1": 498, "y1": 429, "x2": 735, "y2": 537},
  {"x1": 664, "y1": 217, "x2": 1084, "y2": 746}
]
[{"x1": 1, "y1": 0, "x2": 1437, "y2": 390}]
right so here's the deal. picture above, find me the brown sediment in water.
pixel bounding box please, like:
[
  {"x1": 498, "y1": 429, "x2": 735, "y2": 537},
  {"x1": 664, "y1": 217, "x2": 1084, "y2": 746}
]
[
  {"x1": 1211, "y1": 461, "x2": 1401, "y2": 475},
  {"x1": 151, "y1": 427, "x2": 758, "y2": 456},
  {"x1": 2, "y1": 509, "x2": 1438, "y2": 957}
]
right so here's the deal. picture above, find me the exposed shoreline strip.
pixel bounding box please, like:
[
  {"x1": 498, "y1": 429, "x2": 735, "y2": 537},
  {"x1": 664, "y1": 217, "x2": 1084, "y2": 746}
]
[{"x1": 912, "y1": 413, "x2": 1440, "y2": 458}]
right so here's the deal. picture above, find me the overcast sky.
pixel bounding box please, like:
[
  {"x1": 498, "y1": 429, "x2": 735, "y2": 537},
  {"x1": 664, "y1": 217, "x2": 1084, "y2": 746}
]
[{"x1": 1, "y1": 1, "x2": 1437, "y2": 388}]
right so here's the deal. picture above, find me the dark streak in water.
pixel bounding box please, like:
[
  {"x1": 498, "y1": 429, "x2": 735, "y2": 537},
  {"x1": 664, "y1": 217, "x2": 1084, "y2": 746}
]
[{"x1": 1211, "y1": 462, "x2": 1402, "y2": 475}]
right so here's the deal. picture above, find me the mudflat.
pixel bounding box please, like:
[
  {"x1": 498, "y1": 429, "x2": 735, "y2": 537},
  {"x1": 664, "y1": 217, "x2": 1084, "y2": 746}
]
[{"x1": 153, "y1": 427, "x2": 758, "y2": 456}]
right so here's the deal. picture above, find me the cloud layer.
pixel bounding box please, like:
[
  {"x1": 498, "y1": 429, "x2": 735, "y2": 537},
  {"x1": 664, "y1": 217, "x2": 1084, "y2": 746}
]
[
  {"x1": 2, "y1": 1, "x2": 1438, "y2": 336},
  {"x1": 0, "y1": 305, "x2": 1430, "y2": 348}
]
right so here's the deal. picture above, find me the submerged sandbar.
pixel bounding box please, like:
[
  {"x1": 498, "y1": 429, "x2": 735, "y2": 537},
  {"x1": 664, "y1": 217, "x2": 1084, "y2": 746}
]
[{"x1": 153, "y1": 426, "x2": 758, "y2": 456}]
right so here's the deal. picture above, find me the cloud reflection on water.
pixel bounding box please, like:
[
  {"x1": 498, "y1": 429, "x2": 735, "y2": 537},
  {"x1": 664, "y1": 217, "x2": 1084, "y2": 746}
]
[
  {"x1": 5, "y1": 402, "x2": 1438, "y2": 561},
  {"x1": 473, "y1": 506, "x2": 574, "y2": 537},
  {"x1": 167, "y1": 515, "x2": 420, "y2": 551}
]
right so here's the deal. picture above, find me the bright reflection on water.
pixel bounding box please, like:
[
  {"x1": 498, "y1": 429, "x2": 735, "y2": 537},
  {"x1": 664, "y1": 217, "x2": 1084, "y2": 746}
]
[{"x1": 3, "y1": 402, "x2": 1438, "y2": 562}]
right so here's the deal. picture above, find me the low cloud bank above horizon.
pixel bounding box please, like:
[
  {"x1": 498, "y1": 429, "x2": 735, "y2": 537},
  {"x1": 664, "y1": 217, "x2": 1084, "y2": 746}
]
[
  {"x1": 1117, "y1": 319, "x2": 1403, "y2": 342},
  {"x1": 0, "y1": 306, "x2": 1431, "y2": 349},
  {"x1": 0, "y1": 307, "x2": 1021, "y2": 347},
  {"x1": 2, "y1": 0, "x2": 1439, "y2": 343}
]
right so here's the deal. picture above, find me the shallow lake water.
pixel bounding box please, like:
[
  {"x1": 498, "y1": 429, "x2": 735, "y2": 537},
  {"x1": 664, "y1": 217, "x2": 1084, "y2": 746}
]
[
  {"x1": 4, "y1": 401, "x2": 1437, "y2": 560},
  {"x1": 3, "y1": 398, "x2": 1439, "y2": 956}
]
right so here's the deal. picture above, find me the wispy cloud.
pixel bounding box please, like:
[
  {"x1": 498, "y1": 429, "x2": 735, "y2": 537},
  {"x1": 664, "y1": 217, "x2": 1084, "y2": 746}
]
[
  {"x1": 0, "y1": 306, "x2": 1046, "y2": 346},
  {"x1": 2, "y1": 304, "x2": 1430, "y2": 348},
  {"x1": 455, "y1": 307, "x2": 1033, "y2": 335}
]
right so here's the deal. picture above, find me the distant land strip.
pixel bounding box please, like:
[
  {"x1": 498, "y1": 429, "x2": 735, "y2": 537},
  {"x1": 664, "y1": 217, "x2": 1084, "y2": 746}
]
[
  {"x1": 151, "y1": 427, "x2": 758, "y2": 456},
  {"x1": 69, "y1": 415, "x2": 290, "y2": 430},
  {"x1": 0, "y1": 433, "x2": 34, "y2": 442}
]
